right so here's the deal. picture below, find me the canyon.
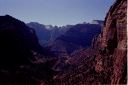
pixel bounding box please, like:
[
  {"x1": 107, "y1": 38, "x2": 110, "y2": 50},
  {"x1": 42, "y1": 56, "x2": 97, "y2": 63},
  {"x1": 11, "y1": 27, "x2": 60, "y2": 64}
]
[
  {"x1": 0, "y1": 0, "x2": 127, "y2": 85},
  {"x1": 53, "y1": 0, "x2": 127, "y2": 84}
]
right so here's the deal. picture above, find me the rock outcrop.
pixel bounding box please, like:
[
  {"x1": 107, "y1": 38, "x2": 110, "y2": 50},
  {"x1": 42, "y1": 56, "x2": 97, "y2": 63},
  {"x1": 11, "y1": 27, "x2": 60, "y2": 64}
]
[
  {"x1": 95, "y1": 0, "x2": 127, "y2": 84},
  {"x1": 0, "y1": 15, "x2": 39, "y2": 69},
  {"x1": 0, "y1": 15, "x2": 57, "y2": 85}
]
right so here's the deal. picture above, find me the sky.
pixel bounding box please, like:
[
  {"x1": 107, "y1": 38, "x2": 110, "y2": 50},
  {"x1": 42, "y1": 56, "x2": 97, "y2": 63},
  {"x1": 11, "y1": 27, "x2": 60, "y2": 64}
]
[{"x1": 0, "y1": 0, "x2": 115, "y2": 26}]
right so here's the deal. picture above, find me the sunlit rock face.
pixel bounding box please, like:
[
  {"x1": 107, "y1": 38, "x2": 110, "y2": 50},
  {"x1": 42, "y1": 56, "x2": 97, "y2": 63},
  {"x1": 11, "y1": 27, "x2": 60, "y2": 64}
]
[
  {"x1": 102, "y1": 0, "x2": 127, "y2": 84},
  {"x1": 93, "y1": 0, "x2": 127, "y2": 84},
  {"x1": 53, "y1": 0, "x2": 127, "y2": 84}
]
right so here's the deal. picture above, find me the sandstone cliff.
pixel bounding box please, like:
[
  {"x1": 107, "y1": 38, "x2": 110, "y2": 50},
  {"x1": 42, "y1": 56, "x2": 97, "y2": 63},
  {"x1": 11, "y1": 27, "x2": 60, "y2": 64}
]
[
  {"x1": 53, "y1": 0, "x2": 127, "y2": 84},
  {"x1": 94, "y1": 0, "x2": 127, "y2": 84}
]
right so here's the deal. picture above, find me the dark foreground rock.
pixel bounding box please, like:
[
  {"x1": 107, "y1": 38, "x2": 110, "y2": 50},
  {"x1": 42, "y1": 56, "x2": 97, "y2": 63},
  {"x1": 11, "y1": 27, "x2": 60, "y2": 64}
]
[{"x1": 0, "y1": 15, "x2": 57, "y2": 85}]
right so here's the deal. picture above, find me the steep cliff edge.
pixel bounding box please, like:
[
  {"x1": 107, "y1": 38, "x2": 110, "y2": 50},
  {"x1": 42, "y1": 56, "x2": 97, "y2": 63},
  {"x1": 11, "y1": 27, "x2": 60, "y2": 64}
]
[
  {"x1": 53, "y1": 0, "x2": 127, "y2": 84},
  {"x1": 94, "y1": 0, "x2": 127, "y2": 84}
]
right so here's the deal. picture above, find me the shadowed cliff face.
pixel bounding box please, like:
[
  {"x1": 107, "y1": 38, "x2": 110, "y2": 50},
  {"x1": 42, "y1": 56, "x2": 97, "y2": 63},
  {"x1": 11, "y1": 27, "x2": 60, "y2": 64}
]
[
  {"x1": 0, "y1": 15, "x2": 58, "y2": 85},
  {"x1": 53, "y1": 0, "x2": 127, "y2": 84},
  {"x1": 0, "y1": 15, "x2": 39, "y2": 69},
  {"x1": 0, "y1": 15, "x2": 56, "y2": 69}
]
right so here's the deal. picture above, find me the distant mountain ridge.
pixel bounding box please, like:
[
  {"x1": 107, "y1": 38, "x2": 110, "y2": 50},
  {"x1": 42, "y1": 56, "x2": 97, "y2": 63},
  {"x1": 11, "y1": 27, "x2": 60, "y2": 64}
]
[
  {"x1": 27, "y1": 22, "x2": 51, "y2": 45},
  {"x1": 27, "y1": 21, "x2": 103, "y2": 57},
  {"x1": 91, "y1": 20, "x2": 104, "y2": 25},
  {"x1": 47, "y1": 22, "x2": 103, "y2": 57},
  {"x1": 27, "y1": 22, "x2": 72, "y2": 46}
]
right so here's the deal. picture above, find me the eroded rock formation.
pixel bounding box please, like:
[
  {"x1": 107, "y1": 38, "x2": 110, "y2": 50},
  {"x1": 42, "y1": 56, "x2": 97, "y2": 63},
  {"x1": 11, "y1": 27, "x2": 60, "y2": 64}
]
[
  {"x1": 53, "y1": 0, "x2": 127, "y2": 84},
  {"x1": 97, "y1": 0, "x2": 127, "y2": 84}
]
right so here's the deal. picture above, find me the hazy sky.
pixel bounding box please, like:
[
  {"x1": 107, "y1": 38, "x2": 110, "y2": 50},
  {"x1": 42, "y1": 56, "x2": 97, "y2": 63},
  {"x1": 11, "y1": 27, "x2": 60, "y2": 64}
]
[{"x1": 0, "y1": 0, "x2": 115, "y2": 26}]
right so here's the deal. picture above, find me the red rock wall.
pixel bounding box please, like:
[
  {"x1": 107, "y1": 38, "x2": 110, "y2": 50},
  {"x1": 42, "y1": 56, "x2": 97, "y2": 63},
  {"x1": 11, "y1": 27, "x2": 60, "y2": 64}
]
[
  {"x1": 53, "y1": 0, "x2": 127, "y2": 84},
  {"x1": 95, "y1": 0, "x2": 127, "y2": 84}
]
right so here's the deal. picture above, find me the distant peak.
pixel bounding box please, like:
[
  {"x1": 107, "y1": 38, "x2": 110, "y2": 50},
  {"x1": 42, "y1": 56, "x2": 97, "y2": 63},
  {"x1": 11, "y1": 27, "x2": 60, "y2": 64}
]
[
  {"x1": 91, "y1": 20, "x2": 104, "y2": 25},
  {"x1": 0, "y1": 15, "x2": 14, "y2": 19},
  {"x1": 5, "y1": 14, "x2": 11, "y2": 17}
]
